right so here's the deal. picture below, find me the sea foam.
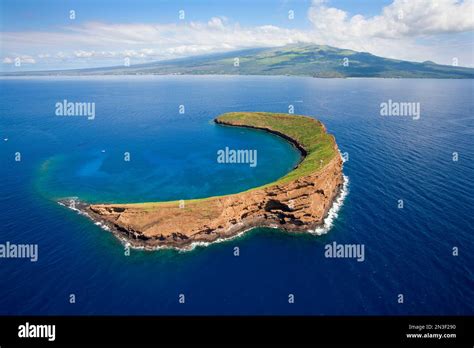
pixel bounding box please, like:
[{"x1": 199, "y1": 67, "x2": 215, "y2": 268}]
[
  {"x1": 58, "y1": 172, "x2": 349, "y2": 251},
  {"x1": 310, "y1": 175, "x2": 349, "y2": 236}
]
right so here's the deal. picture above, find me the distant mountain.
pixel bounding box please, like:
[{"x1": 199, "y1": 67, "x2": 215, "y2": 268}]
[{"x1": 4, "y1": 44, "x2": 474, "y2": 78}]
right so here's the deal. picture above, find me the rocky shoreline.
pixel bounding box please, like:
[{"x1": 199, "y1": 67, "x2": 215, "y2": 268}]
[{"x1": 59, "y1": 113, "x2": 345, "y2": 250}]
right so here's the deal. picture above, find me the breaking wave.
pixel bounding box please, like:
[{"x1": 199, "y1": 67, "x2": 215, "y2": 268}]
[{"x1": 310, "y1": 174, "x2": 349, "y2": 236}]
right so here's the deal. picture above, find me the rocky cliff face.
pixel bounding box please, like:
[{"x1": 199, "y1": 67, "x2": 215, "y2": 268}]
[
  {"x1": 82, "y1": 114, "x2": 344, "y2": 249},
  {"x1": 87, "y1": 153, "x2": 344, "y2": 249}
]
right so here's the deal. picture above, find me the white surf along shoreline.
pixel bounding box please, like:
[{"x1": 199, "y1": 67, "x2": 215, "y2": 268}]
[{"x1": 58, "y1": 153, "x2": 349, "y2": 252}]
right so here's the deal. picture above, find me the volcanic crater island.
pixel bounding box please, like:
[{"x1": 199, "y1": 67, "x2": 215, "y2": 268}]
[{"x1": 65, "y1": 112, "x2": 345, "y2": 249}]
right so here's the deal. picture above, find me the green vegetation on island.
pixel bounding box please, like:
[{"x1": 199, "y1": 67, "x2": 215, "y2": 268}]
[
  {"x1": 121, "y1": 111, "x2": 338, "y2": 208},
  {"x1": 83, "y1": 112, "x2": 343, "y2": 247},
  {"x1": 216, "y1": 112, "x2": 337, "y2": 184}
]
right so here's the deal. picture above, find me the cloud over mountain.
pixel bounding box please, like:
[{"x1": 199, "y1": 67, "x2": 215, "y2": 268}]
[{"x1": 1, "y1": 0, "x2": 473, "y2": 70}]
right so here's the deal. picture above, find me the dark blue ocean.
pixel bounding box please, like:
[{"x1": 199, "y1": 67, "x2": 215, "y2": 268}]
[{"x1": 0, "y1": 76, "x2": 472, "y2": 315}]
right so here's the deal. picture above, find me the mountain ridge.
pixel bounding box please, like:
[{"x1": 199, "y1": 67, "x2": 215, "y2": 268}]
[{"x1": 3, "y1": 44, "x2": 473, "y2": 78}]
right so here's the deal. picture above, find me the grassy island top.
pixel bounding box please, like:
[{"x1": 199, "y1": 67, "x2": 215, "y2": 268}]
[
  {"x1": 216, "y1": 112, "x2": 337, "y2": 185},
  {"x1": 103, "y1": 112, "x2": 338, "y2": 208}
]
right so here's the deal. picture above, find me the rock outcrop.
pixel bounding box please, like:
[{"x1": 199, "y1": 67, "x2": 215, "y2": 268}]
[{"x1": 83, "y1": 112, "x2": 344, "y2": 249}]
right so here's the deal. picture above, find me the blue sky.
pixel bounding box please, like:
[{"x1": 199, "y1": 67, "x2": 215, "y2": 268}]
[
  {"x1": 1, "y1": 0, "x2": 393, "y2": 30},
  {"x1": 1, "y1": 0, "x2": 473, "y2": 71}
]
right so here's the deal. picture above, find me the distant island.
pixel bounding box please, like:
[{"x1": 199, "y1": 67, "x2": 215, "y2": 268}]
[
  {"x1": 62, "y1": 112, "x2": 345, "y2": 249},
  {"x1": 4, "y1": 44, "x2": 473, "y2": 79}
]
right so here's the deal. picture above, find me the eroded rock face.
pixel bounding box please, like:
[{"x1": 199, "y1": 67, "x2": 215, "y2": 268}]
[
  {"x1": 88, "y1": 154, "x2": 344, "y2": 249},
  {"x1": 83, "y1": 114, "x2": 344, "y2": 249}
]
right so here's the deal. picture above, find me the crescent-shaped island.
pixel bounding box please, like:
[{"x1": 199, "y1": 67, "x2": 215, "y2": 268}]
[{"x1": 66, "y1": 112, "x2": 345, "y2": 249}]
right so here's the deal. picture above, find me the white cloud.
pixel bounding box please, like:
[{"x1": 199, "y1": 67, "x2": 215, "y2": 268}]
[
  {"x1": 207, "y1": 17, "x2": 226, "y2": 30},
  {"x1": 309, "y1": 0, "x2": 474, "y2": 39},
  {"x1": 307, "y1": 0, "x2": 474, "y2": 64},
  {"x1": 1, "y1": 19, "x2": 310, "y2": 64},
  {"x1": 55, "y1": 51, "x2": 67, "y2": 60},
  {"x1": 74, "y1": 50, "x2": 95, "y2": 58},
  {"x1": 2, "y1": 55, "x2": 36, "y2": 64},
  {"x1": 1, "y1": 1, "x2": 473, "y2": 69}
]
